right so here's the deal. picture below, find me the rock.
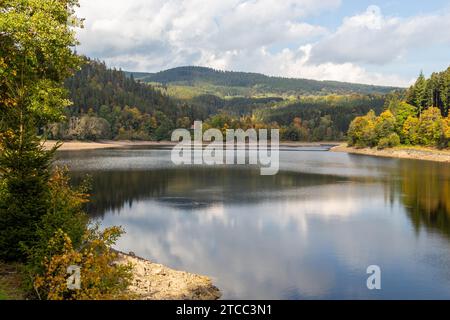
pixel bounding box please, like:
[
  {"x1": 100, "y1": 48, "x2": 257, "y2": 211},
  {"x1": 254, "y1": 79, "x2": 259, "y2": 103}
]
[{"x1": 116, "y1": 253, "x2": 222, "y2": 300}]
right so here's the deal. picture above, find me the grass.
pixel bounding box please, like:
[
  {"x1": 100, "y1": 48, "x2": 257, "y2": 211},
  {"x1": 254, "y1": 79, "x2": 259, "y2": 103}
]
[
  {"x1": 0, "y1": 262, "x2": 26, "y2": 300},
  {"x1": 0, "y1": 290, "x2": 8, "y2": 300}
]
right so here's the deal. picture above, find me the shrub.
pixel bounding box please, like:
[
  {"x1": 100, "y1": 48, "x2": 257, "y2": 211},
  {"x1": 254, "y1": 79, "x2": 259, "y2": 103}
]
[
  {"x1": 378, "y1": 133, "x2": 400, "y2": 149},
  {"x1": 22, "y1": 168, "x2": 133, "y2": 300},
  {"x1": 33, "y1": 227, "x2": 133, "y2": 300}
]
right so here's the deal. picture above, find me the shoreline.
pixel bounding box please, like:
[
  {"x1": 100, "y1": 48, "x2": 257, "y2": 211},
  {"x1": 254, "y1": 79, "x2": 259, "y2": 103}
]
[
  {"x1": 0, "y1": 252, "x2": 222, "y2": 300},
  {"x1": 44, "y1": 140, "x2": 341, "y2": 151},
  {"x1": 331, "y1": 144, "x2": 450, "y2": 163},
  {"x1": 117, "y1": 252, "x2": 221, "y2": 300},
  {"x1": 44, "y1": 140, "x2": 178, "y2": 151}
]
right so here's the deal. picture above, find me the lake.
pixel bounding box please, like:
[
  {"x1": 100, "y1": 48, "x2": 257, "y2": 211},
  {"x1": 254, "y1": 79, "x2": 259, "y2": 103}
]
[{"x1": 56, "y1": 146, "x2": 450, "y2": 299}]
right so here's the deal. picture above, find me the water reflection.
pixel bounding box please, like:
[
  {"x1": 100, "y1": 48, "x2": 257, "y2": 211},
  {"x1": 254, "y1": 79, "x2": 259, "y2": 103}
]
[
  {"x1": 397, "y1": 160, "x2": 450, "y2": 238},
  {"x1": 57, "y1": 148, "x2": 450, "y2": 299},
  {"x1": 68, "y1": 168, "x2": 348, "y2": 217}
]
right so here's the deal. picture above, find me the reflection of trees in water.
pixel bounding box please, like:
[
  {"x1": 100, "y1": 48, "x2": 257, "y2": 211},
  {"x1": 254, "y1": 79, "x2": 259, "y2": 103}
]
[
  {"x1": 70, "y1": 168, "x2": 347, "y2": 218},
  {"x1": 70, "y1": 158, "x2": 450, "y2": 238},
  {"x1": 396, "y1": 160, "x2": 450, "y2": 238}
]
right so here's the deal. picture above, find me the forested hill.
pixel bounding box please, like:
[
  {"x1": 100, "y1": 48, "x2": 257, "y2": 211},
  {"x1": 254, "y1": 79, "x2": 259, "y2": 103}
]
[
  {"x1": 130, "y1": 66, "x2": 400, "y2": 95},
  {"x1": 56, "y1": 58, "x2": 399, "y2": 142},
  {"x1": 65, "y1": 59, "x2": 176, "y2": 116}
]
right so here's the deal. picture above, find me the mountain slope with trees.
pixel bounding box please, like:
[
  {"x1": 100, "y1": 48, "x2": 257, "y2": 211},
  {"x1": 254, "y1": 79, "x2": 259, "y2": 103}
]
[
  {"x1": 130, "y1": 66, "x2": 400, "y2": 96},
  {"x1": 52, "y1": 61, "x2": 403, "y2": 142}
]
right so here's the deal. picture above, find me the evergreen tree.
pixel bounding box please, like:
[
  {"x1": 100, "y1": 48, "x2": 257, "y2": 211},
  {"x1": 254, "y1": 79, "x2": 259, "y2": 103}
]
[
  {"x1": 0, "y1": 0, "x2": 82, "y2": 260},
  {"x1": 413, "y1": 72, "x2": 427, "y2": 114}
]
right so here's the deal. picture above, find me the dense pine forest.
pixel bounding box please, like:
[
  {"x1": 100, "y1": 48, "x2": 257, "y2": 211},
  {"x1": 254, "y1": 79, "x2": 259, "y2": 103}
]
[
  {"x1": 50, "y1": 59, "x2": 401, "y2": 142},
  {"x1": 406, "y1": 67, "x2": 450, "y2": 117}
]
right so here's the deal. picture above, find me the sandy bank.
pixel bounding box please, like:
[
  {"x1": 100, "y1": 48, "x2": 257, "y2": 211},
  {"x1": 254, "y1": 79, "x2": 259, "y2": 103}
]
[
  {"x1": 43, "y1": 140, "x2": 178, "y2": 151},
  {"x1": 116, "y1": 252, "x2": 221, "y2": 300},
  {"x1": 44, "y1": 140, "x2": 340, "y2": 151},
  {"x1": 331, "y1": 144, "x2": 450, "y2": 163}
]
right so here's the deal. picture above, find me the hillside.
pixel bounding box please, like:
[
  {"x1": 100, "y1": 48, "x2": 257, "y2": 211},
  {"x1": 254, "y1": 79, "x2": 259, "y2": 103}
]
[
  {"x1": 65, "y1": 59, "x2": 176, "y2": 116},
  {"x1": 129, "y1": 66, "x2": 400, "y2": 96},
  {"x1": 54, "y1": 59, "x2": 399, "y2": 142}
]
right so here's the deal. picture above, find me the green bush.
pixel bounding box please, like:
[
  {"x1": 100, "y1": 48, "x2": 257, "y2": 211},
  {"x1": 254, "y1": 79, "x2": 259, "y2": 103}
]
[{"x1": 378, "y1": 133, "x2": 400, "y2": 149}]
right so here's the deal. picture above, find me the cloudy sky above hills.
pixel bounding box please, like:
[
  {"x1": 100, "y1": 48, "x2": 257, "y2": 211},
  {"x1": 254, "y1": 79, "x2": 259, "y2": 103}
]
[{"x1": 76, "y1": 0, "x2": 450, "y2": 87}]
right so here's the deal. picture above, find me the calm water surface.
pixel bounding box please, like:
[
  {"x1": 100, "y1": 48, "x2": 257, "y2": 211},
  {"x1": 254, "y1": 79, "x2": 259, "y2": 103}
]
[{"x1": 56, "y1": 147, "x2": 450, "y2": 299}]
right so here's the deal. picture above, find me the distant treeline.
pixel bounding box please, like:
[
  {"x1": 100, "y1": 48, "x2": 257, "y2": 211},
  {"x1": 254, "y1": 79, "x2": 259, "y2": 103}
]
[
  {"x1": 50, "y1": 58, "x2": 398, "y2": 142},
  {"x1": 133, "y1": 66, "x2": 398, "y2": 95}
]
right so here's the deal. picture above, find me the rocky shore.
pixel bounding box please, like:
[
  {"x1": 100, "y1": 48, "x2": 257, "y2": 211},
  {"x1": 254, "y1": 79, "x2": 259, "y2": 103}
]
[
  {"x1": 116, "y1": 252, "x2": 221, "y2": 300},
  {"x1": 332, "y1": 144, "x2": 450, "y2": 163}
]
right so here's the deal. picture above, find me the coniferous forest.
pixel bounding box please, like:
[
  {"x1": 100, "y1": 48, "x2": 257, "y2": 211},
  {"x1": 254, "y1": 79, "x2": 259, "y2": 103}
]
[{"x1": 49, "y1": 58, "x2": 407, "y2": 142}]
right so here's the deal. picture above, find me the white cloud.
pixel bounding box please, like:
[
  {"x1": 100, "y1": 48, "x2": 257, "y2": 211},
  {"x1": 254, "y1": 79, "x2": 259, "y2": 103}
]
[
  {"x1": 77, "y1": 0, "x2": 334, "y2": 60},
  {"x1": 310, "y1": 5, "x2": 450, "y2": 65},
  {"x1": 74, "y1": 1, "x2": 447, "y2": 86}
]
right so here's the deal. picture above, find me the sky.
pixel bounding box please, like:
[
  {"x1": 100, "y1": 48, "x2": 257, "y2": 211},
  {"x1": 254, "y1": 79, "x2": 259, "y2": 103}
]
[{"x1": 75, "y1": 0, "x2": 450, "y2": 87}]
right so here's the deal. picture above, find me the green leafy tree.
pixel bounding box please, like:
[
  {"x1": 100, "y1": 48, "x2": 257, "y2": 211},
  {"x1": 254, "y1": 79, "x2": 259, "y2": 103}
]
[
  {"x1": 389, "y1": 101, "x2": 417, "y2": 140},
  {"x1": 402, "y1": 116, "x2": 420, "y2": 145},
  {"x1": 0, "y1": 0, "x2": 82, "y2": 261},
  {"x1": 153, "y1": 111, "x2": 175, "y2": 141},
  {"x1": 378, "y1": 133, "x2": 400, "y2": 149},
  {"x1": 75, "y1": 116, "x2": 111, "y2": 141},
  {"x1": 0, "y1": 1, "x2": 133, "y2": 300},
  {"x1": 347, "y1": 110, "x2": 377, "y2": 147},
  {"x1": 375, "y1": 110, "x2": 396, "y2": 141},
  {"x1": 176, "y1": 117, "x2": 192, "y2": 129},
  {"x1": 443, "y1": 116, "x2": 450, "y2": 148},
  {"x1": 417, "y1": 107, "x2": 444, "y2": 146}
]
